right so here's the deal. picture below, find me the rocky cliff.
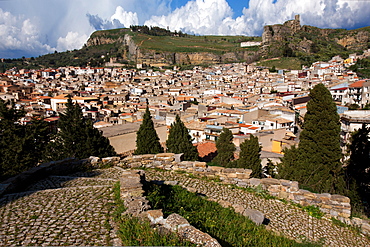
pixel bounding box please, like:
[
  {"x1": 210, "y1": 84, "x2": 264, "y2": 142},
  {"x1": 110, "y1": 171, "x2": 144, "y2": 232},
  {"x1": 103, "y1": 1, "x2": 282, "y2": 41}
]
[{"x1": 262, "y1": 15, "x2": 370, "y2": 58}]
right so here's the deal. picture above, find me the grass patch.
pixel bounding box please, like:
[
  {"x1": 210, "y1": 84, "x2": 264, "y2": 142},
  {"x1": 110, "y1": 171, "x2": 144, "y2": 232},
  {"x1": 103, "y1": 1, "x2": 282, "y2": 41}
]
[
  {"x1": 111, "y1": 182, "x2": 194, "y2": 246},
  {"x1": 257, "y1": 57, "x2": 303, "y2": 70},
  {"x1": 145, "y1": 183, "x2": 321, "y2": 247},
  {"x1": 302, "y1": 205, "x2": 325, "y2": 219}
]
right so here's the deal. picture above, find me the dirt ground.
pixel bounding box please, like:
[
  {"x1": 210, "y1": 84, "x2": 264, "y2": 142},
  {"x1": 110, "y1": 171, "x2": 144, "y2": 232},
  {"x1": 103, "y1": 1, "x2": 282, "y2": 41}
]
[{"x1": 107, "y1": 125, "x2": 168, "y2": 154}]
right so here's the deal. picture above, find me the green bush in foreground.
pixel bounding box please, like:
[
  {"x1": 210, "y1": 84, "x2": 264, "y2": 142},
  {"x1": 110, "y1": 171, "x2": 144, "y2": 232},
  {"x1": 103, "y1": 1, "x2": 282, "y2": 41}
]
[{"x1": 145, "y1": 183, "x2": 321, "y2": 247}]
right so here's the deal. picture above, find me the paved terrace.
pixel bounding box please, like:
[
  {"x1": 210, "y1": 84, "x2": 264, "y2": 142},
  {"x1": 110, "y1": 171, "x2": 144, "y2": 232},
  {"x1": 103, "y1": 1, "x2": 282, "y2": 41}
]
[
  {"x1": 0, "y1": 166, "x2": 369, "y2": 246},
  {"x1": 0, "y1": 168, "x2": 125, "y2": 246}
]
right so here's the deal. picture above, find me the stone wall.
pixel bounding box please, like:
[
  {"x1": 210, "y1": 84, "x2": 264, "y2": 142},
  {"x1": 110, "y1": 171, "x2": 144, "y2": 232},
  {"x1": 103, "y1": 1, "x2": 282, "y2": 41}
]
[
  {"x1": 119, "y1": 153, "x2": 370, "y2": 235},
  {"x1": 120, "y1": 153, "x2": 351, "y2": 221}
]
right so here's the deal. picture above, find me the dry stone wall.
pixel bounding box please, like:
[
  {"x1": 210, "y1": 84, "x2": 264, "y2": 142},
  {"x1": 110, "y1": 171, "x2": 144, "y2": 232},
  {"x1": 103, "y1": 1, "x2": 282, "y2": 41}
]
[
  {"x1": 121, "y1": 153, "x2": 351, "y2": 222},
  {"x1": 119, "y1": 153, "x2": 370, "y2": 236}
]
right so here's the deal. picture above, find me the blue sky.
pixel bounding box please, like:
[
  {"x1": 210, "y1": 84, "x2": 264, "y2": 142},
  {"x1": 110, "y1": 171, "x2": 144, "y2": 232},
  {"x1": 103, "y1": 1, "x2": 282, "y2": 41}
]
[{"x1": 0, "y1": 0, "x2": 369, "y2": 58}]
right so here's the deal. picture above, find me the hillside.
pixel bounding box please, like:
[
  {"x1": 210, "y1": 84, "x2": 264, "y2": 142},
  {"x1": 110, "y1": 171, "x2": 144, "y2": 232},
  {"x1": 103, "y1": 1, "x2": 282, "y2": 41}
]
[
  {"x1": 261, "y1": 15, "x2": 370, "y2": 67},
  {"x1": 2, "y1": 19, "x2": 370, "y2": 70}
]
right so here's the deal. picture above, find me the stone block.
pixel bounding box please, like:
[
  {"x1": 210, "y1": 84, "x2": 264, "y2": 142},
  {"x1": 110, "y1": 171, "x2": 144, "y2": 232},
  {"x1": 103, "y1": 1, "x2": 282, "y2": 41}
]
[
  {"x1": 164, "y1": 213, "x2": 190, "y2": 231},
  {"x1": 155, "y1": 153, "x2": 175, "y2": 160},
  {"x1": 351, "y1": 217, "x2": 363, "y2": 226},
  {"x1": 179, "y1": 161, "x2": 194, "y2": 168},
  {"x1": 207, "y1": 166, "x2": 224, "y2": 173},
  {"x1": 226, "y1": 173, "x2": 238, "y2": 178},
  {"x1": 361, "y1": 222, "x2": 370, "y2": 235},
  {"x1": 340, "y1": 202, "x2": 351, "y2": 209},
  {"x1": 232, "y1": 204, "x2": 245, "y2": 214},
  {"x1": 174, "y1": 153, "x2": 183, "y2": 162},
  {"x1": 329, "y1": 210, "x2": 339, "y2": 217},
  {"x1": 124, "y1": 197, "x2": 151, "y2": 216},
  {"x1": 331, "y1": 194, "x2": 350, "y2": 203},
  {"x1": 319, "y1": 204, "x2": 332, "y2": 209},
  {"x1": 242, "y1": 208, "x2": 265, "y2": 225},
  {"x1": 177, "y1": 225, "x2": 221, "y2": 247},
  {"x1": 237, "y1": 181, "x2": 248, "y2": 187},
  {"x1": 146, "y1": 209, "x2": 164, "y2": 225},
  {"x1": 141, "y1": 154, "x2": 155, "y2": 159},
  {"x1": 194, "y1": 162, "x2": 207, "y2": 168},
  {"x1": 278, "y1": 191, "x2": 289, "y2": 199},
  {"x1": 236, "y1": 173, "x2": 250, "y2": 179},
  {"x1": 261, "y1": 178, "x2": 280, "y2": 185},
  {"x1": 267, "y1": 184, "x2": 281, "y2": 193},
  {"x1": 249, "y1": 178, "x2": 261, "y2": 187},
  {"x1": 102, "y1": 156, "x2": 120, "y2": 164},
  {"x1": 338, "y1": 212, "x2": 351, "y2": 218},
  {"x1": 218, "y1": 200, "x2": 232, "y2": 208}
]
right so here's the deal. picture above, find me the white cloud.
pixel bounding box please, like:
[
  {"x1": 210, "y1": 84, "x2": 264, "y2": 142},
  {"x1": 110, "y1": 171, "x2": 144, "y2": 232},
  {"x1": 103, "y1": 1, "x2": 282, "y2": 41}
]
[
  {"x1": 111, "y1": 6, "x2": 139, "y2": 27},
  {"x1": 87, "y1": 6, "x2": 139, "y2": 30},
  {"x1": 0, "y1": 8, "x2": 54, "y2": 57},
  {"x1": 144, "y1": 0, "x2": 370, "y2": 36},
  {"x1": 144, "y1": 0, "x2": 233, "y2": 35},
  {"x1": 56, "y1": 32, "x2": 89, "y2": 52}
]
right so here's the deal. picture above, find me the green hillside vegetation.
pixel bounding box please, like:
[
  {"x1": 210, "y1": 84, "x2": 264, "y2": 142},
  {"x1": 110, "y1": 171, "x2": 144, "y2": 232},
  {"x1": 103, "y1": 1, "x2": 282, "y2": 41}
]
[
  {"x1": 257, "y1": 57, "x2": 303, "y2": 70},
  {"x1": 131, "y1": 32, "x2": 260, "y2": 55},
  {"x1": 349, "y1": 57, "x2": 370, "y2": 78},
  {"x1": 1, "y1": 24, "x2": 370, "y2": 71}
]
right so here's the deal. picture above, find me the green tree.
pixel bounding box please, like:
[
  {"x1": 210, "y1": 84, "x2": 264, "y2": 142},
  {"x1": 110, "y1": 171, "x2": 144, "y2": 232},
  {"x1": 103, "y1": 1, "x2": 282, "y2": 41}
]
[
  {"x1": 134, "y1": 107, "x2": 163, "y2": 155},
  {"x1": 345, "y1": 124, "x2": 370, "y2": 215},
  {"x1": 212, "y1": 128, "x2": 235, "y2": 167},
  {"x1": 0, "y1": 100, "x2": 51, "y2": 179},
  {"x1": 280, "y1": 84, "x2": 344, "y2": 194},
  {"x1": 238, "y1": 134, "x2": 262, "y2": 178},
  {"x1": 166, "y1": 115, "x2": 198, "y2": 161},
  {"x1": 45, "y1": 95, "x2": 116, "y2": 161},
  {"x1": 264, "y1": 159, "x2": 277, "y2": 178}
]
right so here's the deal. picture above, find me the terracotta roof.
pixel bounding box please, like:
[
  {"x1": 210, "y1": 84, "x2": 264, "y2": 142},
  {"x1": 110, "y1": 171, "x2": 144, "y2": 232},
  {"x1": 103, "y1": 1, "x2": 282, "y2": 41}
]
[
  {"x1": 195, "y1": 142, "x2": 217, "y2": 158},
  {"x1": 349, "y1": 80, "x2": 366, "y2": 88}
]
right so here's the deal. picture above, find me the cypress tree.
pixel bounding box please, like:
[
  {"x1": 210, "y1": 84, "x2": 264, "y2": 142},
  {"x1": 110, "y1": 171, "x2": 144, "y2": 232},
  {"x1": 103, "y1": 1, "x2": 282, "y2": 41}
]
[
  {"x1": 166, "y1": 115, "x2": 198, "y2": 161},
  {"x1": 212, "y1": 127, "x2": 235, "y2": 167},
  {"x1": 345, "y1": 124, "x2": 370, "y2": 215},
  {"x1": 84, "y1": 119, "x2": 117, "y2": 158},
  {"x1": 238, "y1": 134, "x2": 262, "y2": 178},
  {"x1": 134, "y1": 107, "x2": 163, "y2": 155},
  {"x1": 280, "y1": 84, "x2": 344, "y2": 193},
  {"x1": 45, "y1": 95, "x2": 116, "y2": 161}
]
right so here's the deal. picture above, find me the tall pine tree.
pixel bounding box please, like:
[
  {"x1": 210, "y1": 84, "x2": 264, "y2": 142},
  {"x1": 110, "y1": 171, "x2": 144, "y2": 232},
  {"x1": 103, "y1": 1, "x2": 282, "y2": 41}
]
[
  {"x1": 166, "y1": 115, "x2": 198, "y2": 160},
  {"x1": 45, "y1": 95, "x2": 116, "y2": 161},
  {"x1": 279, "y1": 84, "x2": 344, "y2": 193},
  {"x1": 238, "y1": 134, "x2": 262, "y2": 178},
  {"x1": 212, "y1": 127, "x2": 235, "y2": 167},
  {"x1": 134, "y1": 107, "x2": 163, "y2": 155}
]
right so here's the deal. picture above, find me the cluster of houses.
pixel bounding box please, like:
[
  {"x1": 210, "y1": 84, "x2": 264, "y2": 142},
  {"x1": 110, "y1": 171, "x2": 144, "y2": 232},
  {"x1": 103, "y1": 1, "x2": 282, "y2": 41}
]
[{"x1": 1, "y1": 49, "x2": 370, "y2": 161}]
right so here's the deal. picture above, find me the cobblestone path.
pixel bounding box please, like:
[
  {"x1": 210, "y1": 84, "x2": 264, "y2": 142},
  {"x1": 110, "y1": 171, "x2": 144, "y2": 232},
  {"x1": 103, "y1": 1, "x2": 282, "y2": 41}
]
[
  {"x1": 145, "y1": 169, "x2": 370, "y2": 247},
  {"x1": 0, "y1": 167, "x2": 126, "y2": 246}
]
